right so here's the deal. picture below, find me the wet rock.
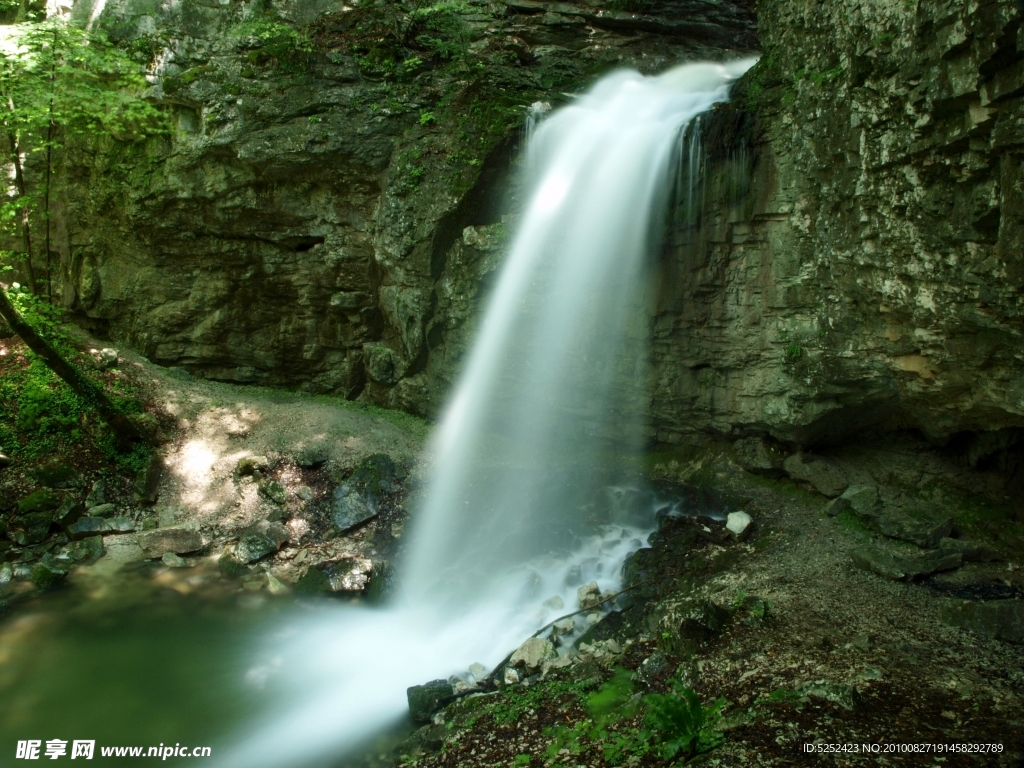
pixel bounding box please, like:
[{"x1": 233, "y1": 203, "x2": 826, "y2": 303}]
[
  {"x1": 162, "y1": 552, "x2": 188, "y2": 567},
  {"x1": 577, "y1": 581, "x2": 602, "y2": 609},
  {"x1": 365, "y1": 560, "x2": 397, "y2": 604},
  {"x1": 86, "y1": 504, "x2": 117, "y2": 518},
  {"x1": 236, "y1": 455, "x2": 270, "y2": 476},
  {"x1": 16, "y1": 489, "x2": 61, "y2": 514},
  {"x1": 295, "y1": 557, "x2": 373, "y2": 594},
  {"x1": 266, "y1": 572, "x2": 289, "y2": 595},
  {"x1": 134, "y1": 454, "x2": 163, "y2": 504},
  {"x1": 468, "y1": 663, "x2": 489, "y2": 683},
  {"x1": 32, "y1": 462, "x2": 79, "y2": 489},
  {"x1": 839, "y1": 485, "x2": 880, "y2": 518},
  {"x1": 726, "y1": 511, "x2": 752, "y2": 539},
  {"x1": 234, "y1": 521, "x2": 290, "y2": 563},
  {"x1": 938, "y1": 538, "x2": 1001, "y2": 563},
  {"x1": 295, "y1": 444, "x2": 329, "y2": 469},
  {"x1": 31, "y1": 561, "x2": 69, "y2": 590},
  {"x1": 258, "y1": 480, "x2": 287, "y2": 506},
  {"x1": 68, "y1": 516, "x2": 135, "y2": 536},
  {"x1": 62, "y1": 536, "x2": 103, "y2": 562},
  {"x1": 330, "y1": 488, "x2": 377, "y2": 533},
  {"x1": 101, "y1": 534, "x2": 146, "y2": 563},
  {"x1": 782, "y1": 453, "x2": 848, "y2": 497},
  {"x1": 869, "y1": 515, "x2": 953, "y2": 549},
  {"x1": 6, "y1": 512, "x2": 53, "y2": 545},
  {"x1": 510, "y1": 637, "x2": 556, "y2": 672},
  {"x1": 218, "y1": 549, "x2": 249, "y2": 577},
  {"x1": 53, "y1": 494, "x2": 83, "y2": 525},
  {"x1": 136, "y1": 527, "x2": 205, "y2": 558},
  {"x1": 0, "y1": 562, "x2": 12, "y2": 583},
  {"x1": 851, "y1": 545, "x2": 962, "y2": 581},
  {"x1": 407, "y1": 679, "x2": 454, "y2": 723},
  {"x1": 543, "y1": 595, "x2": 564, "y2": 610},
  {"x1": 733, "y1": 437, "x2": 787, "y2": 477},
  {"x1": 503, "y1": 667, "x2": 521, "y2": 685},
  {"x1": 84, "y1": 480, "x2": 107, "y2": 509},
  {"x1": 295, "y1": 486, "x2": 314, "y2": 502},
  {"x1": 938, "y1": 599, "x2": 1024, "y2": 644}
]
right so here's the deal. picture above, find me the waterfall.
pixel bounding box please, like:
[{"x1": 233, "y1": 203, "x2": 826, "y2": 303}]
[{"x1": 217, "y1": 58, "x2": 755, "y2": 768}]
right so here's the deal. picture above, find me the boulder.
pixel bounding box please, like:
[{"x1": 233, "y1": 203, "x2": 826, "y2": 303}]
[
  {"x1": 938, "y1": 599, "x2": 1024, "y2": 644},
  {"x1": 101, "y1": 534, "x2": 146, "y2": 563},
  {"x1": 577, "y1": 581, "x2": 602, "y2": 609},
  {"x1": 330, "y1": 488, "x2": 377, "y2": 533},
  {"x1": 258, "y1": 480, "x2": 287, "y2": 506},
  {"x1": 84, "y1": 480, "x2": 107, "y2": 509},
  {"x1": 673, "y1": 598, "x2": 731, "y2": 653},
  {"x1": 16, "y1": 489, "x2": 61, "y2": 514},
  {"x1": 94, "y1": 348, "x2": 119, "y2": 369},
  {"x1": 63, "y1": 536, "x2": 104, "y2": 562},
  {"x1": 136, "y1": 527, "x2": 205, "y2": 558},
  {"x1": 938, "y1": 537, "x2": 1000, "y2": 563},
  {"x1": 726, "y1": 511, "x2": 752, "y2": 539},
  {"x1": 234, "y1": 521, "x2": 290, "y2": 563},
  {"x1": 31, "y1": 561, "x2": 69, "y2": 590},
  {"x1": 134, "y1": 454, "x2": 163, "y2": 504},
  {"x1": 236, "y1": 455, "x2": 270, "y2": 476},
  {"x1": 407, "y1": 679, "x2": 454, "y2": 723},
  {"x1": 782, "y1": 453, "x2": 848, "y2": 497},
  {"x1": 6, "y1": 512, "x2": 53, "y2": 545},
  {"x1": 825, "y1": 497, "x2": 850, "y2": 517},
  {"x1": 733, "y1": 437, "x2": 787, "y2": 477},
  {"x1": 871, "y1": 515, "x2": 953, "y2": 549},
  {"x1": 295, "y1": 443, "x2": 329, "y2": 469},
  {"x1": 162, "y1": 552, "x2": 188, "y2": 567},
  {"x1": 851, "y1": 545, "x2": 961, "y2": 581},
  {"x1": 67, "y1": 516, "x2": 135, "y2": 536},
  {"x1": 509, "y1": 637, "x2": 556, "y2": 672},
  {"x1": 839, "y1": 485, "x2": 879, "y2": 518}
]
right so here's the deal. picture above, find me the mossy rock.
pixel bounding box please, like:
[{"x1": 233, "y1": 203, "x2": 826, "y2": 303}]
[
  {"x1": 31, "y1": 462, "x2": 79, "y2": 489},
  {"x1": 31, "y1": 562, "x2": 69, "y2": 590},
  {"x1": 16, "y1": 489, "x2": 61, "y2": 515}
]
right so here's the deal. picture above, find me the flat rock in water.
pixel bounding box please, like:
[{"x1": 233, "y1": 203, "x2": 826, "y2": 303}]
[
  {"x1": 939, "y1": 599, "x2": 1024, "y2": 644},
  {"x1": 136, "y1": 527, "x2": 205, "y2": 558},
  {"x1": 101, "y1": 534, "x2": 146, "y2": 563},
  {"x1": 63, "y1": 536, "x2": 104, "y2": 562},
  {"x1": 234, "y1": 521, "x2": 290, "y2": 563},
  {"x1": 510, "y1": 637, "x2": 556, "y2": 672},
  {"x1": 407, "y1": 679, "x2": 454, "y2": 723},
  {"x1": 851, "y1": 545, "x2": 961, "y2": 580},
  {"x1": 295, "y1": 557, "x2": 373, "y2": 594},
  {"x1": 782, "y1": 453, "x2": 848, "y2": 497}
]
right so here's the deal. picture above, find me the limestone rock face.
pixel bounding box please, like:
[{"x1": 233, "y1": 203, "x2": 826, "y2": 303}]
[
  {"x1": 650, "y1": 0, "x2": 1024, "y2": 445},
  {"x1": 56, "y1": 0, "x2": 755, "y2": 412}
]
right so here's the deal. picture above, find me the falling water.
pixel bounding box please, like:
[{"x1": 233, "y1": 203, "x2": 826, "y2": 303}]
[{"x1": 216, "y1": 58, "x2": 756, "y2": 768}]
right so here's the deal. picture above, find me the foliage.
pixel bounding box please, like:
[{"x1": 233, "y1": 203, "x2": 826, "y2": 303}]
[
  {"x1": 644, "y1": 679, "x2": 726, "y2": 759},
  {"x1": 0, "y1": 285, "x2": 147, "y2": 464},
  {"x1": 0, "y1": 16, "x2": 167, "y2": 295},
  {"x1": 236, "y1": 16, "x2": 315, "y2": 73},
  {"x1": 407, "y1": 1, "x2": 471, "y2": 61}
]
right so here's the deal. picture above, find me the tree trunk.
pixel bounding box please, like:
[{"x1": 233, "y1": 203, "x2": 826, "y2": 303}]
[
  {"x1": 6, "y1": 127, "x2": 38, "y2": 294},
  {"x1": 0, "y1": 285, "x2": 144, "y2": 450}
]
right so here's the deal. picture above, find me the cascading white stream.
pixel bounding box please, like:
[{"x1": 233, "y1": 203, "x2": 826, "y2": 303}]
[{"x1": 216, "y1": 58, "x2": 755, "y2": 768}]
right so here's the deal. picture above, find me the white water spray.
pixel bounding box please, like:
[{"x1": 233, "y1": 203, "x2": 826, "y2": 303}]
[{"x1": 217, "y1": 58, "x2": 755, "y2": 768}]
